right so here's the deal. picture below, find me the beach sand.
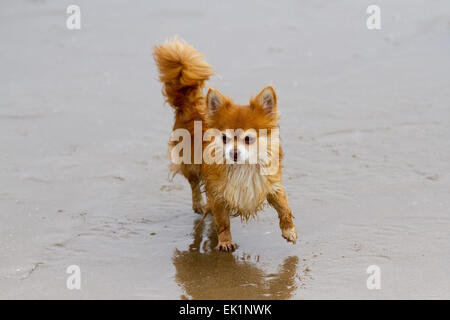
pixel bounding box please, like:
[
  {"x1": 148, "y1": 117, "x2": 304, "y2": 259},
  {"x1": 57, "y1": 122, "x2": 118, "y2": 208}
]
[{"x1": 0, "y1": 0, "x2": 449, "y2": 299}]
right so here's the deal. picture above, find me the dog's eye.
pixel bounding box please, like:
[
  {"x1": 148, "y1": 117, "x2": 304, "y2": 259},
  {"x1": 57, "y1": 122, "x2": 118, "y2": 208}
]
[
  {"x1": 244, "y1": 136, "x2": 255, "y2": 144},
  {"x1": 222, "y1": 134, "x2": 230, "y2": 143}
]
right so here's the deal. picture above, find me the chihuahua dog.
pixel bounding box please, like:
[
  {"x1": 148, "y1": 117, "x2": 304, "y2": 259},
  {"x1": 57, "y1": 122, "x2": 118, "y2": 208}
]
[{"x1": 153, "y1": 38, "x2": 297, "y2": 251}]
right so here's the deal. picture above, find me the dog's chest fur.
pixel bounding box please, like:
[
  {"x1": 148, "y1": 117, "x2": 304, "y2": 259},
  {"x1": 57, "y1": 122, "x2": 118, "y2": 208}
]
[{"x1": 221, "y1": 165, "x2": 275, "y2": 218}]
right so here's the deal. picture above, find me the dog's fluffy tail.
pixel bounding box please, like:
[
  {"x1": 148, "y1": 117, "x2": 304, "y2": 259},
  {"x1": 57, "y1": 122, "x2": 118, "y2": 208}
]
[{"x1": 153, "y1": 37, "x2": 213, "y2": 111}]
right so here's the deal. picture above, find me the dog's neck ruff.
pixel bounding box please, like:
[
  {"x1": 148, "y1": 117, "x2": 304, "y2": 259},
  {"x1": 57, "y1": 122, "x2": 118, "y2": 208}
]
[{"x1": 222, "y1": 164, "x2": 275, "y2": 219}]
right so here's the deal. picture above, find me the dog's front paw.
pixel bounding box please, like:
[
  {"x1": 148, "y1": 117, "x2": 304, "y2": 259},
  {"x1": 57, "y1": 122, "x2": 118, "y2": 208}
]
[
  {"x1": 282, "y1": 226, "x2": 298, "y2": 244},
  {"x1": 216, "y1": 241, "x2": 237, "y2": 252}
]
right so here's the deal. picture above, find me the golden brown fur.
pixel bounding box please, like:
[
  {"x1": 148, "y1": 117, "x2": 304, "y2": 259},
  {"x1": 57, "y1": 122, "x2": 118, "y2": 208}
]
[{"x1": 153, "y1": 37, "x2": 297, "y2": 251}]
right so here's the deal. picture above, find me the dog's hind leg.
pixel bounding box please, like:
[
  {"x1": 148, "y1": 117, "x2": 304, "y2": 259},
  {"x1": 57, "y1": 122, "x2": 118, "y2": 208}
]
[
  {"x1": 183, "y1": 165, "x2": 206, "y2": 214},
  {"x1": 188, "y1": 176, "x2": 206, "y2": 214}
]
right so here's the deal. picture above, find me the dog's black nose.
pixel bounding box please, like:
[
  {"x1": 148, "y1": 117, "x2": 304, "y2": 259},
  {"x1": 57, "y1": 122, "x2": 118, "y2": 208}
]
[{"x1": 231, "y1": 149, "x2": 239, "y2": 162}]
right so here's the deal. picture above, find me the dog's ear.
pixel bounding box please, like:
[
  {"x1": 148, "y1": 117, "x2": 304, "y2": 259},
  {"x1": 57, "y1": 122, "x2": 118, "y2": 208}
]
[
  {"x1": 255, "y1": 86, "x2": 277, "y2": 113},
  {"x1": 206, "y1": 88, "x2": 225, "y2": 114}
]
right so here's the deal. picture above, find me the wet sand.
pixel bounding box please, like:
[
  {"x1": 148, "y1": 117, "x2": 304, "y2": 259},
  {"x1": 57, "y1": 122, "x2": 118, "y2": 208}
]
[{"x1": 0, "y1": 0, "x2": 449, "y2": 299}]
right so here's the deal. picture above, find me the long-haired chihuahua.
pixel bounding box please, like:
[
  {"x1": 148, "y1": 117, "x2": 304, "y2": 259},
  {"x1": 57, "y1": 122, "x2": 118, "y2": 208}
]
[{"x1": 153, "y1": 38, "x2": 297, "y2": 251}]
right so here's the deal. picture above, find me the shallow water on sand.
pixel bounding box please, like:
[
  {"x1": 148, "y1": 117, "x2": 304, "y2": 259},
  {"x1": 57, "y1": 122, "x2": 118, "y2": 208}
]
[{"x1": 1, "y1": 0, "x2": 449, "y2": 299}]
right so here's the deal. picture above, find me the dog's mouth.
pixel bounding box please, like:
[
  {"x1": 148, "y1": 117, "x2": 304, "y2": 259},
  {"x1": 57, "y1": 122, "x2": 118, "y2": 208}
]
[{"x1": 230, "y1": 149, "x2": 239, "y2": 162}]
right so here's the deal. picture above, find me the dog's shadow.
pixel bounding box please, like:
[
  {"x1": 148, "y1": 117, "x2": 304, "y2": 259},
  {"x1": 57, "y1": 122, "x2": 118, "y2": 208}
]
[{"x1": 172, "y1": 218, "x2": 299, "y2": 299}]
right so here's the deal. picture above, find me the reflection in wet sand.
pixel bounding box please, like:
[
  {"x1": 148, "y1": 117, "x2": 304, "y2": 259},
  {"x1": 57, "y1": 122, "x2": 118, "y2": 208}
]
[{"x1": 172, "y1": 218, "x2": 300, "y2": 299}]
